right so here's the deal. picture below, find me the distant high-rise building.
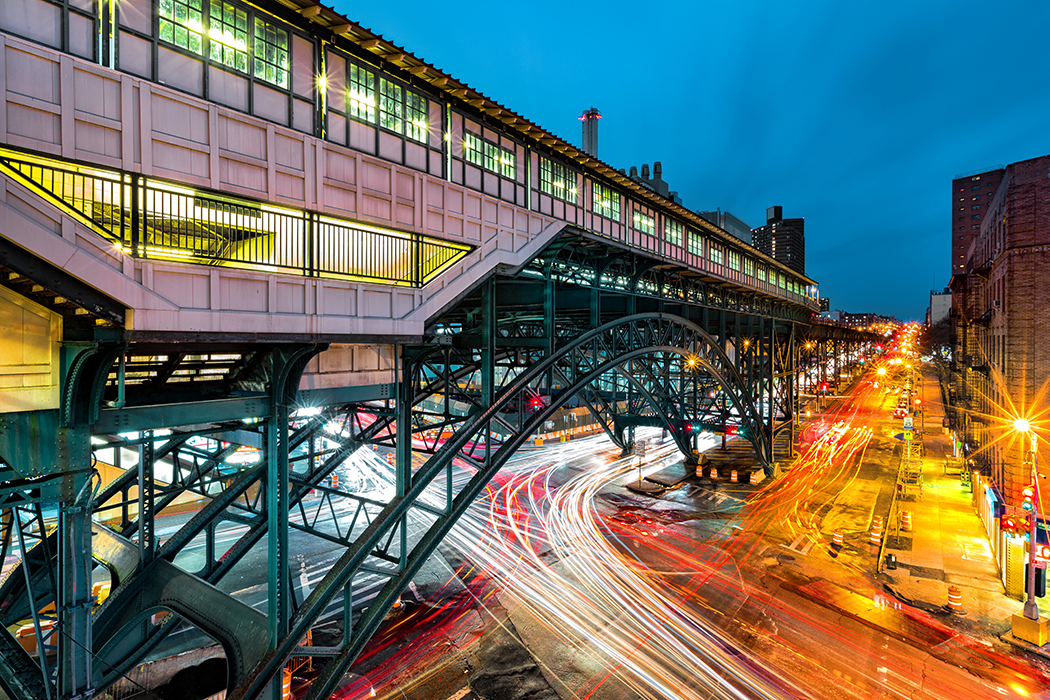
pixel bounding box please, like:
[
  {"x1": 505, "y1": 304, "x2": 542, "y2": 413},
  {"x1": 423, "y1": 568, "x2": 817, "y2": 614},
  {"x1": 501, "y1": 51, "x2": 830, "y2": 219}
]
[
  {"x1": 752, "y1": 206, "x2": 805, "y2": 275},
  {"x1": 698, "y1": 209, "x2": 752, "y2": 243},
  {"x1": 951, "y1": 167, "x2": 1004, "y2": 275},
  {"x1": 819, "y1": 297, "x2": 830, "y2": 312},
  {"x1": 928, "y1": 288, "x2": 950, "y2": 325}
]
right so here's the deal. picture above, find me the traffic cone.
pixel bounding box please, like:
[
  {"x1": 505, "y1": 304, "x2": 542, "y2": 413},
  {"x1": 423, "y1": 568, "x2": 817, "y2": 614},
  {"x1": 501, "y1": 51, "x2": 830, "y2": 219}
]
[
  {"x1": 730, "y1": 469, "x2": 738, "y2": 483},
  {"x1": 947, "y1": 585, "x2": 963, "y2": 613},
  {"x1": 386, "y1": 453, "x2": 394, "y2": 465},
  {"x1": 869, "y1": 516, "x2": 883, "y2": 545},
  {"x1": 832, "y1": 531, "x2": 843, "y2": 548},
  {"x1": 901, "y1": 511, "x2": 913, "y2": 532},
  {"x1": 709, "y1": 466, "x2": 718, "y2": 480}
]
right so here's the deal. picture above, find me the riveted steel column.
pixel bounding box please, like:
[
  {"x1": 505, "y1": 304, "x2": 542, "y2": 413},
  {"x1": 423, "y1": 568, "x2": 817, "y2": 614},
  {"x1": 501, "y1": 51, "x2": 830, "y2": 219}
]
[{"x1": 57, "y1": 435, "x2": 92, "y2": 700}]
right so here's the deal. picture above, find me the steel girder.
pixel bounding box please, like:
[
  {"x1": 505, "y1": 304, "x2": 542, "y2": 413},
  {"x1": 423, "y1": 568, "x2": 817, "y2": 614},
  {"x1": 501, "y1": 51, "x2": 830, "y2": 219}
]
[{"x1": 226, "y1": 312, "x2": 768, "y2": 700}]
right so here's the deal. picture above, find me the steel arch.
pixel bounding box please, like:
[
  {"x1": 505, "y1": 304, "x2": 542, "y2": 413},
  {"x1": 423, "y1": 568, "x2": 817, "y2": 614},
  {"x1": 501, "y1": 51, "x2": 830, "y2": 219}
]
[{"x1": 229, "y1": 312, "x2": 768, "y2": 700}]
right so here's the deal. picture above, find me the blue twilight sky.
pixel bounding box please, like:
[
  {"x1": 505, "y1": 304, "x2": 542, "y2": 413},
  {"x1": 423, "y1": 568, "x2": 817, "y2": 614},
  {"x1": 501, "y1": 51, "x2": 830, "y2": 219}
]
[{"x1": 331, "y1": 0, "x2": 1050, "y2": 321}]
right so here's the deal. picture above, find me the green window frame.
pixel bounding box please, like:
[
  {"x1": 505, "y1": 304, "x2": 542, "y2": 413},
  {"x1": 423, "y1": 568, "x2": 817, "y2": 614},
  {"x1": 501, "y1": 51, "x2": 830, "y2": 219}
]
[
  {"x1": 709, "y1": 244, "x2": 724, "y2": 265},
  {"x1": 208, "y1": 1, "x2": 248, "y2": 73},
  {"x1": 159, "y1": 0, "x2": 204, "y2": 55},
  {"x1": 464, "y1": 132, "x2": 484, "y2": 167},
  {"x1": 757, "y1": 266, "x2": 766, "y2": 282},
  {"x1": 592, "y1": 182, "x2": 620, "y2": 220},
  {"x1": 728, "y1": 250, "x2": 740, "y2": 271},
  {"x1": 379, "y1": 78, "x2": 403, "y2": 133},
  {"x1": 405, "y1": 91, "x2": 428, "y2": 143},
  {"x1": 743, "y1": 257, "x2": 754, "y2": 276},
  {"x1": 633, "y1": 211, "x2": 655, "y2": 235},
  {"x1": 253, "y1": 17, "x2": 289, "y2": 88},
  {"x1": 540, "y1": 157, "x2": 577, "y2": 203},
  {"x1": 664, "y1": 219, "x2": 683, "y2": 247},
  {"x1": 483, "y1": 142, "x2": 514, "y2": 179},
  {"x1": 348, "y1": 63, "x2": 376, "y2": 122},
  {"x1": 687, "y1": 230, "x2": 703, "y2": 256}
]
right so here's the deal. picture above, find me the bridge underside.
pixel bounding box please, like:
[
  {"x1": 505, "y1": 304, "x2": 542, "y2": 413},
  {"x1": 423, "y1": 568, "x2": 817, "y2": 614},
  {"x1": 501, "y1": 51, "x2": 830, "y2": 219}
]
[{"x1": 0, "y1": 227, "x2": 875, "y2": 699}]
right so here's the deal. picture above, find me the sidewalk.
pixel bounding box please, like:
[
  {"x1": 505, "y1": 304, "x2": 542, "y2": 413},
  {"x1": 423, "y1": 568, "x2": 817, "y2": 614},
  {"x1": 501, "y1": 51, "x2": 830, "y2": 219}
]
[{"x1": 880, "y1": 366, "x2": 1050, "y2": 655}]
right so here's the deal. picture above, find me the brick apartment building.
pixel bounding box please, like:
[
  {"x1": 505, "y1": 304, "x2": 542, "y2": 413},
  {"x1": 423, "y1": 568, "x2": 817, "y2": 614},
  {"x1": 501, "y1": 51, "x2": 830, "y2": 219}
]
[
  {"x1": 950, "y1": 154, "x2": 1050, "y2": 511},
  {"x1": 951, "y1": 168, "x2": 1004, "y2": 275}
]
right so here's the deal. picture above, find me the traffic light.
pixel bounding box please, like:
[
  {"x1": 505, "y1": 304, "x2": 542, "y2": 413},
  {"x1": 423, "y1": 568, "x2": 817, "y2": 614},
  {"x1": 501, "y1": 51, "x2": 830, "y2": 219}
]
[
  {"x1": 1001, "y1": 514, "x2": 1019, "y2": 534},
  {"x1": 1023, "y1": 484, "x2": 1036, "y2": 512},
  {"x1": 820, "y1": 383, "x2": 828, "y2": 394}
]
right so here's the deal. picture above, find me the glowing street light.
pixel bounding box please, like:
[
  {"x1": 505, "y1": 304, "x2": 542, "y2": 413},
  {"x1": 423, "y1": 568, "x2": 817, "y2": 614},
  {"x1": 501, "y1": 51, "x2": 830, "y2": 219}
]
[
  {"x1": 877, "y1": 367, "x2": 887, "y2": 377},
  {"x1": 1012, "y1": 418, "x2": 1041, "y2": 622}
]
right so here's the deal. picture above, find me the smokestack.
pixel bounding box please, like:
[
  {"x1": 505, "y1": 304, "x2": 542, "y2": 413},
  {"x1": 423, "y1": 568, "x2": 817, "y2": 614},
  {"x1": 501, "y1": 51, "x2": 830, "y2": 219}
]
[
  {"x1": 579, "y1": 107, "x2": 601, "y2": 158},
  {"x1": 629, "y1": 166, "x2": 638, "y2": 177},
  {"x1": 641, "y1": 164, "x2": 650, "y2": 180}
]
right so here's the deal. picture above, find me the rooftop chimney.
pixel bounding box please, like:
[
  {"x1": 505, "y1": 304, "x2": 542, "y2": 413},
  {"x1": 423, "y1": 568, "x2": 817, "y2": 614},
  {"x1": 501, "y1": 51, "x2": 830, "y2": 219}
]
[{"x1": 580, "y1": 107, "x2": 601, "y2": 158}]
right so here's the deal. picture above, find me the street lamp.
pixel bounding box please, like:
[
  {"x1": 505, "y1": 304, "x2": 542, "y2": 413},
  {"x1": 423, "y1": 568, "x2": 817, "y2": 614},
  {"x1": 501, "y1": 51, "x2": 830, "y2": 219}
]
[{"x1": 1014, "y1": 418, "x2": 1040, "y2": 621}]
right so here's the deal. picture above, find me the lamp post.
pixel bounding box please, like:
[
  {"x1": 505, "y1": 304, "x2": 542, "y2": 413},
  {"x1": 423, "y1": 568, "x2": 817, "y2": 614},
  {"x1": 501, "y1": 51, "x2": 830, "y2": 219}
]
[{"x1": 1015, "y1": 418, "x2": 1040, "y2": 620}]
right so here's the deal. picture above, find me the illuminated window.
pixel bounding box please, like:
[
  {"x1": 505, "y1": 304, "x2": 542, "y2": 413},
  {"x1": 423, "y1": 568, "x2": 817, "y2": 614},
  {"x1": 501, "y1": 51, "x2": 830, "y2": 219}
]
[
  {"x1": 208, "y1": 1, "x2": 248, "y2": 72},
  {"x1": 484, "y1": 141, "x2": 515, "y2": 179},
  {"x1": 540, "y1": 157, "x2": 577, "y2": 203},
  {"x1": 743, "y1": 257, "x2": 754, "y2": 276},
  {"x1": 728, "y1": 250, "x2": 740, "y2": 271},
  {"x1": 159, "y1": 0, "x2": 204, "y2": 54},
  {"x1": 592, "y1": 182, "x2": 620, "y2": 220},
  {"x1": 464, "y1": 132, "x2": 484, "y2": 167},
  {"x1": 687, "y1": 230, "x2": 703, "y2": 256},
  {"x1": 405, "y1": 92, "x2": 428, "y2": 143},
  {"x1": 253, "y1": 17, "x2": 288, "y2": 88},
  {"x1": 709, "y1": 244, "x2": 723, "y2": 266},
  {"x1": 633, "y1": 211, "x2": 655, "y2": 235},
  {"x1": 348, "y1": 63, "x2": 376, "y2": 122},
  {"x1": 379, "y1": 79, "x2": 403, "y2": 133},
  {"x1": 664, "y1": 219, "x2": 683, "y2": 247},
  {"x1": 756, "y1": 266, "x2": 766, "y2": 282}
]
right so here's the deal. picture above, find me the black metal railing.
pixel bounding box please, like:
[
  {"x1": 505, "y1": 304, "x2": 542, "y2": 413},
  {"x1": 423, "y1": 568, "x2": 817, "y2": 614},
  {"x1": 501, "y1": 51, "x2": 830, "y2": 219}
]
[{"x1": 0, "y1": 149, "x2": 471, "y2": 288}]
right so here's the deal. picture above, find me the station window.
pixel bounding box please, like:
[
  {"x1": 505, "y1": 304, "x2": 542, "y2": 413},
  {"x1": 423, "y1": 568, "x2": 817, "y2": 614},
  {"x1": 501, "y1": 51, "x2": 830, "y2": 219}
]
[
  {"x1": 756, "y1": 266, "x2": 766, "y2": 282},
  {"x1": 209, "y1": 1, "x2": 248, "y2": 72},
  {"x1": 253, "y1": 17, "x2": 289, "y2": 88},
  {"x1": 159, "y1": 0, "x2": 204, "y2": 54},
  {"x1": 728, "y1": 250, "x2": 740, "y2": 271},
  {"x1": 405, "y1": 92, "x2": 428, "y2": 142},
  {"x1": 348, "y1": 64, "x2": 376, "y2": 122},
  {"x1": 633, "y1": 211, "x2": 655, "y2": 235},
  {"x1": 687, "y1": 230, "x2": 703, "y2": 256},
  {"x1": 379, "y1": 78, "x2": 403, "y2": 133},
  {"x1": 592, "y1": 182, "x2": 620, "y2": 220},
  {"x1": 464, "y1": 133, "x2": 514, "y2": 178},
  {"x1": 540, "y1": 158, "x2": 578, "y2": 203},
  {"x1": 743, "y1": 257, "x2": 754, "y2": 276},
  {"x1": 664, "y1": 219, "x2": 683, "y2": 247},
  {"x1": 709, "y1": 244, "x2": 724, "y2": 266}
]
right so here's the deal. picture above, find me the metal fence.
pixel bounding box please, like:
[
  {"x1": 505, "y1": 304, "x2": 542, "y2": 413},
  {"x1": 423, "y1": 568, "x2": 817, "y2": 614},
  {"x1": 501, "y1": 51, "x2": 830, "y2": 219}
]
[{"x1": 0, "y1": 150, "x2": 471, "y2": 288}]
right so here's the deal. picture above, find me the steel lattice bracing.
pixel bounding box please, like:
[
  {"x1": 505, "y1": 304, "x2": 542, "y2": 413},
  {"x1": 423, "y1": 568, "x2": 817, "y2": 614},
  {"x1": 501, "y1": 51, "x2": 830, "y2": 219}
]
[{"x1": 0, "y1": 227, "x2": 881, "y2": 700}]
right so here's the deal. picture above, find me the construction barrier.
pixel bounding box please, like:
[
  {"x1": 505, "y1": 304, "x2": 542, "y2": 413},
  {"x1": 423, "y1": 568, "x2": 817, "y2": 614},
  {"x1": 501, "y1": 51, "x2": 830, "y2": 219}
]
[
  {"x1": 832, "y1": 531, "x2": 843, "y2": 548},
  {"x1": 282, "y1": 668, "x2": 292, "y2": 700},
  {"x1": 947, "y1": 585, "x2": 963, "y2": 613},
  {"x1": 730, "y1": 469, "x2": 738, "y2": 483},
  {"x1": 330, "y1": 473, "x2": 339, "y2": 488},
  {"x1": 534, "y1": 437, "x2": 543, "y2": 447},
  {"x1": 901, "y1": 511, "x2": 913, "y2": 532},
  {"x1": 386, "y1": 453, "x2": 394, "y2": 465},
  {"x1": 750, "y1": 471, "x2": 761, "y2": 484},
  {"x1": 870, "y1": 516, "x2": 883, "y2": 545},
  {"x1": 709, "y1": 466, "x2": 718, "y2": 480}
]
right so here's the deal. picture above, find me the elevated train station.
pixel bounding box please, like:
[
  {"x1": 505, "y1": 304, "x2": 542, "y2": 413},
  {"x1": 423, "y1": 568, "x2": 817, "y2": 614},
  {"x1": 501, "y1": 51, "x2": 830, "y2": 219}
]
[{"x1": 0, "y1": 1, "x2": 876, "y2": 697}]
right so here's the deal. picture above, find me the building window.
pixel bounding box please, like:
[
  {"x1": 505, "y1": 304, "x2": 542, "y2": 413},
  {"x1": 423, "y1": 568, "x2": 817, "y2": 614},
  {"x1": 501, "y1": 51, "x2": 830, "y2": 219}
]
[
  {"x1": 728, "y1": 250, "x2": 740, "y2": 271},
  {"x1": 539, "y1": 158, "x2": 577, "y2": 203},
  {"x1": 208, "y1": 1, "x2": 248, "y2": 72},
  {"x1": 743, "y1": 257, "x2": 754, "y2": 276},
  {"x1": 592, "y1": 182, "x2": 620, "y2": 220},
  {"x1": 972, "y1": 215, "x2": 980, "y2": 220},
  {"x1": 465, "y1": 133, "x2": 514, "y2": 178},
  {"x1": 687, "y1": 230, "x2": 703, "y2": 256},
  {"x1": 379, "y1": 79, "x2": 403, "y2": 133},
  {"x1": 633, "y1": 211, "x2": 655, "y2": 235},
  {"x1": 756, "y1": 266, "x2": 766, "y2": 282},
  {"x1": 664, "y1": 219, "x2": 683, "y2": 247},
  {"x1": 405, "y1": 92, "x2": 428, "y2": 143},
  {"x1": 709, "y1": 244, "x2": 724, "y2": 266},
  {"x1": 971, "y1": 224, "x2": 980, "y2": 229},
  {"x1": 348, "y1": 64, "x2": 376, "y2": 122},
  {"x1": 253, "y1": 17, "x2": 288, "y2": 88},
  {"x1": 159, "y1": 0, "x2": 204, "y2": 54},
  {"x1": 972, "y1": 196, "x2": 980, "y2": 201},
  {"x1": 972, "y1": 185, "x2": 981, "y2": 190}
]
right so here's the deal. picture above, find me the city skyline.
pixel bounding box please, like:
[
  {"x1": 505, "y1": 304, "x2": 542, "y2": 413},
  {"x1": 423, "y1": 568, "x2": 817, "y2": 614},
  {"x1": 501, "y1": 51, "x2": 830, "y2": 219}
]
[{"x1": 335, "y1": 0, "x2": 1050, "y2": 320}]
